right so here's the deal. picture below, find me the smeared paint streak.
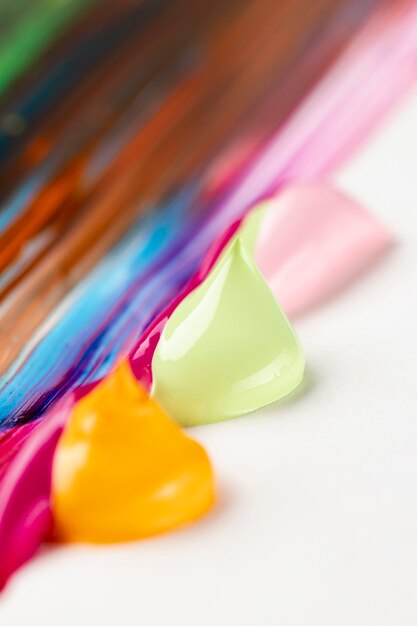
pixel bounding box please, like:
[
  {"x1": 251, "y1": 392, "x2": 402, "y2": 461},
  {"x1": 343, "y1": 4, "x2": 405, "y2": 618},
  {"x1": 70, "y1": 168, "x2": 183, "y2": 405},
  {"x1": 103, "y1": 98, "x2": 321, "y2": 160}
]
[
  {"x1": 1, "y1": 1, "x2": 416, "y2": 427},
  {"x1": 0, "y1": 397, "x2": 73, "y2": 589}
]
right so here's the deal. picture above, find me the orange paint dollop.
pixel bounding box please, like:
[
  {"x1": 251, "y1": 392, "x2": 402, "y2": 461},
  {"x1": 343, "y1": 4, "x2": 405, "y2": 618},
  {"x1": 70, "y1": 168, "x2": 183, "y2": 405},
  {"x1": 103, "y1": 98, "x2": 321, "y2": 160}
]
[{"x1": 51, "y1": 362, "x2": 214, "y2": 543}]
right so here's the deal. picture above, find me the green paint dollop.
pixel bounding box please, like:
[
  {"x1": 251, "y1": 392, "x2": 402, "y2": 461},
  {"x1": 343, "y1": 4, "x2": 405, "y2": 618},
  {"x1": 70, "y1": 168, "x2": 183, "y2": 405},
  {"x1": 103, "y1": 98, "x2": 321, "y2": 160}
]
[{"x1": 151, "y1": 237, "x2": 305, "y2": 426}]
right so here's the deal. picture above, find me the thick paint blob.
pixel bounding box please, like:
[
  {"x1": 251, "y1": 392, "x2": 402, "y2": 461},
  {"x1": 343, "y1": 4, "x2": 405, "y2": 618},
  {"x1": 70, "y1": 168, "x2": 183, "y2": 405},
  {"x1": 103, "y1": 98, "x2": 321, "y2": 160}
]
[
  {"x1": 51, "y1": 362, "x2": 214, "y2": 543},
  {"x1": 242, "y1": 184, "x2": 392, "y2": 317},
  {"x1": 151, "y1": 238, "x2": 304, "y2": 426}
]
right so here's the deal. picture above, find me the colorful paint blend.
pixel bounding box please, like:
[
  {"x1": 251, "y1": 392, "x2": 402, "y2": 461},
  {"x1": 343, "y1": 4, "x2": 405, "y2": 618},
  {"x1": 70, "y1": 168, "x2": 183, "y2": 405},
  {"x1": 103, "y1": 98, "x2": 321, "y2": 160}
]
[
  {"x1": 2, "y1": 0, "x2": 414, "y2": 428},
  {"x1": 0, "y1": 0, "x2": 415, "y2": 592},
  {"x1": 0, "y1": 180, "x2": 394, "y2": 588}
]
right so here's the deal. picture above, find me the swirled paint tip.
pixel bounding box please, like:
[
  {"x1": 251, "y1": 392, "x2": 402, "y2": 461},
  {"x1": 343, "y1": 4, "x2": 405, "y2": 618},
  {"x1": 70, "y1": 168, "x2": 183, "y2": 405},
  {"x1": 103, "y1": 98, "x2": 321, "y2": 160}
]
[
  {"x1": 151, "y1": 237, "x2": 305, "y2": 426},
  {"x1": 51, "y1": 362, "x2": 214, "y2": 543}
]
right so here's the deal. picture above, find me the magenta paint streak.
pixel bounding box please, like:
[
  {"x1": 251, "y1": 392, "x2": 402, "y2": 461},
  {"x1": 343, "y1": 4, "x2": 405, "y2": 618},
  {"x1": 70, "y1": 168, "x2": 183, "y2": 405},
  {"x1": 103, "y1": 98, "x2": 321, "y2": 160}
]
[
  {"x1": 0, "y1": 423, "x2": 39, "y2": 482},
  {"x1": 0, "y1": 397, "x2": 73, "y2": 589}
]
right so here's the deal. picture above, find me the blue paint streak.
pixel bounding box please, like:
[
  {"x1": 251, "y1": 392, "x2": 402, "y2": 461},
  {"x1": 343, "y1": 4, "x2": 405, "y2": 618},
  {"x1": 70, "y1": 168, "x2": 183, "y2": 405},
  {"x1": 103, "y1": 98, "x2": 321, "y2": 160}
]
[{"x1": 0, "y1": 184, "x2": 199, "y2": 427}]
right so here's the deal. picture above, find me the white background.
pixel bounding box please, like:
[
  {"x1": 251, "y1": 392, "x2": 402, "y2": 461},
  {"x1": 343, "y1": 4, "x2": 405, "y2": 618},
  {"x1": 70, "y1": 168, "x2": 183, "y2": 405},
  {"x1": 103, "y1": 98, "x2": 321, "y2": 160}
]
[{"x1": 1, "y1": 87, "x2": 417, "y2": 625}]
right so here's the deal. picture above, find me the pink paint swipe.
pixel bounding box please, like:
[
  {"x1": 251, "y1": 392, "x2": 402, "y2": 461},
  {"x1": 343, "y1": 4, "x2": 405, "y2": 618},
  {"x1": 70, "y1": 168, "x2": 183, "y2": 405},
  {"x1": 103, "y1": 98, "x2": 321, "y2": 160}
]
[{"x1": 252, "y1": 184, "x2": 392, "y2": 317}]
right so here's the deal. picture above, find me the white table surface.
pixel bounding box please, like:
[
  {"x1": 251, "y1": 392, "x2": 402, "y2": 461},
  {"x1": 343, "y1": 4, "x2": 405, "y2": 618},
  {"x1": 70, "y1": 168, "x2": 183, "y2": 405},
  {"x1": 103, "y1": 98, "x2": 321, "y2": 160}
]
[{"x1": 1, "y1": 87, "x2": 417, "y2": 626}]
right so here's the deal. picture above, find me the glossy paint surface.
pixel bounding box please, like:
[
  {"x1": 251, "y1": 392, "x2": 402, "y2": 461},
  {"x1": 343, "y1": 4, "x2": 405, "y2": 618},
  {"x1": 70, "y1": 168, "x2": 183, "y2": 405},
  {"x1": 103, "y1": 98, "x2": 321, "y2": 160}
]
[
  {"x1": 129, "y1": 217, "x2": 242, "y2": 391},
  {"x1": 0, "y1": 0, "x2": 414, "y2": 589},
  {"x1": 0, "y1": 396, "x2": 73, "y2": 589},
  {"x1": 152, "y1": 238, "x2": 304, "y2": 426},
  {"x1": 52, "y1": 362, "x2": 214, "y2": 543},
  {"x1": 1, "y1": 0, "x2": 410, "y2": 428}
]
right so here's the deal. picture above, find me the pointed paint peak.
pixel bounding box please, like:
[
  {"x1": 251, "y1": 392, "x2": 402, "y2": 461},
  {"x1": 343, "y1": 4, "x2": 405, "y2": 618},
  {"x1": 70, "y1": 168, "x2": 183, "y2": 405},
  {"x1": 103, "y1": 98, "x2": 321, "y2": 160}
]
[
  {"x1": 152, "y1": 234, "x2": 305, "y2": 426},
  {"x1": 238, "y1": 202, "x2": 269, "y2": 254},
  {"x1": 51, "y1": 362, "x2": 214, "y2": 543}
]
